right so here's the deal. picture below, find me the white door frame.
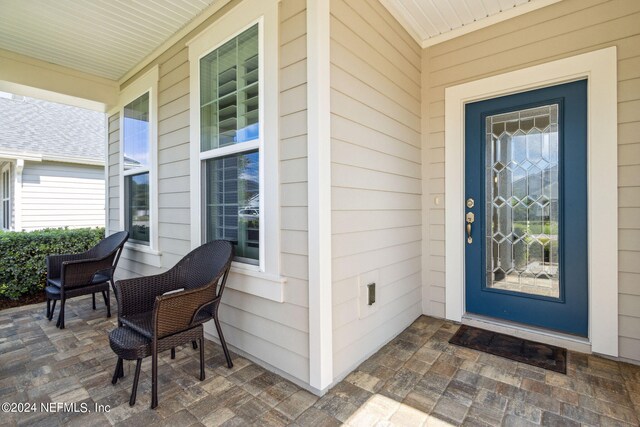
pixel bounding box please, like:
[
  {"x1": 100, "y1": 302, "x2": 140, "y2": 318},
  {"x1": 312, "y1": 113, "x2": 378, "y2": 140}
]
[{"x1": 444, "y1": 47, "x2": 618, "y2": 356}]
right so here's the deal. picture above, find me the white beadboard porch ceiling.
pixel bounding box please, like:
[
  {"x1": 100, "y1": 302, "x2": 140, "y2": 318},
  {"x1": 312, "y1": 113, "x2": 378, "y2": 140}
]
[
  {"x1": 380, "y1": 0, "x2": 561, "y2": 47},
  {"x1": 0, "y1": 0, "x2": 220, "y2": 81}
]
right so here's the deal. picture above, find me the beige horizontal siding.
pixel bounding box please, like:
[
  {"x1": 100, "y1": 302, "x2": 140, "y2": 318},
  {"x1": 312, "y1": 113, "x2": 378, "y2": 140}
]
[
  {"x1": 422, "y1": 0, "x2": 640, "y2": 361},
  {"x1": 334, "y1": 290, "x2": 422, "y2": 380},
  {"x1": 20, "y1": 162, "x2": 104, "y2": 231},
  {"x1": 332, "y1": 115, "x2": 420, "y2": 162},
  {"x1": 107, "y1": 114, "x2": 120, "y2": 235},
  {"x1": 279, "y1": 0, "x2": 309, "y2": 313},
  {"x1": 330, "y1": 0, "x2": 422, "y2": 380},
  {"x1": 105, "y1": 0, "x2": 311, "y2": 384}
]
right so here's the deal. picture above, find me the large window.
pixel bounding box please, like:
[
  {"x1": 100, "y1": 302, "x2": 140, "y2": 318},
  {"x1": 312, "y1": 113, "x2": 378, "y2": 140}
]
[
  {"x1": 1, "y1": 166, "x2": 9, "y2": 230},
  {"x1": 200, "y1": 24, "x2": 260, "y2": 264},
  {"x1": 123, "y1": 93, "x2": 150, "y2": 244}
]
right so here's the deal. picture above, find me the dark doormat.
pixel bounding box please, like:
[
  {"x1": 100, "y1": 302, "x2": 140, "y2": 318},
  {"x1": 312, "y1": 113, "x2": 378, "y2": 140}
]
[{"x1": 449, "y1": 325, "x2": 567, "y2": 374}]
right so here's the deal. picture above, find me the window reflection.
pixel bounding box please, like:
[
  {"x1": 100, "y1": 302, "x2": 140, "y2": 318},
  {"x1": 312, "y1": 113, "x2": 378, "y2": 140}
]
[{"x1": 205, "y1": 150, "x2": 259, "y2": 264}]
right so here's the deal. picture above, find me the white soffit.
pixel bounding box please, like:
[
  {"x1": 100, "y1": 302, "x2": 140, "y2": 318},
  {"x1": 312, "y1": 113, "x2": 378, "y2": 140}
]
[
  {"x1": 380, "y1": 0, "x2": 562, "y2": 48},
  {"x1": 0, "y1": 0, "x2": 221, "y2": 81}
]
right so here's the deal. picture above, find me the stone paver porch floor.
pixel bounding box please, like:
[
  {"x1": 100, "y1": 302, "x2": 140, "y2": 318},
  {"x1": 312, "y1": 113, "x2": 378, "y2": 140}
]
[{"x1": 0, "y1": 296, "x2": 639, "y2": 427}]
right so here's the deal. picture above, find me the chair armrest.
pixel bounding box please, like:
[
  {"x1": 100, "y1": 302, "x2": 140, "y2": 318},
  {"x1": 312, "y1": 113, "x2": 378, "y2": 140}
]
[
  {"x1": 153, "y1": 283, "x2": 216, "y2": 339},
  {"x1": 116, "y1": 270, "x2": 180, "y2": 317},
  {"x1": 46, "y1": 253, "x2": 89, "y2": 280}
]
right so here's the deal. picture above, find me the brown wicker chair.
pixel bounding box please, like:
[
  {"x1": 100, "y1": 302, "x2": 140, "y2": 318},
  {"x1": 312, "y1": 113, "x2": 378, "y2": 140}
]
[
  {"x1": 45, "y1": 231, "x2": 129, "y2": 329},
  {"x1": 110, "y1": 240, "x2": 234, "y2": 408}
]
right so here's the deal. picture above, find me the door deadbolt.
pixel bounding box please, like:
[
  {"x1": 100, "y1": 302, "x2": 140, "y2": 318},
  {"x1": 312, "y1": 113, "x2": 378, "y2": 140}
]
[{"x1": 466, "y1": 198, "x2": 475, "y2": 209}]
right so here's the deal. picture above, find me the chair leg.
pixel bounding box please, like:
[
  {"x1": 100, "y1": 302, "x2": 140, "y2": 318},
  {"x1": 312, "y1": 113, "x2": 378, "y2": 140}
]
[
  {"x1": 92, "y1": 293, "x2": 96, "y2": 310},
  {"x1": 214, "y1": 315, "x2": 233, "y2": 368},
  {"x1": 129, "y1": 359, "x2": 142, "y2": 407},
  {"x1": 192, "y1": 341, "x2": 198, "y2": 350},
  {"x1": 57, "y1": 299, "x2": 65, "y2": 329},
  {"x1": 151, "y1": 345, "x2": 158, "y2": 409},
  {"x1": 49, "y1": 300, "x2": 57, "y2": 321},
  {"x1": 60, "y1": 299, "x2": 65, "y2": 329},
  {"x1": 171, "y1": 348, "x2": 175, "y2": 359},
  {"x1": 118, "y1": 360, "x2": 124, "y2": 378},
  {"x1": 199, "y1": 337, "x2": 205, "y2": 381},
  {"x1": 112, "y1": 358, "x2": 123, "y2": 385},
  {"x1": 46, "y1": 299, "x2": 50, "y2": 318},
  {"x1": 110, "y1": 280, "x2": 117, "y2": 302},
  {"x1": 103, "y1": 289, "x2": 111, "y2": 318}
]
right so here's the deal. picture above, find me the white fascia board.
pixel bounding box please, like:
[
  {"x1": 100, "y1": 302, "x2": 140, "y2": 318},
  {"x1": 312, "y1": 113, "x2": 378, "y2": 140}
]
[
  {"x1": 0, "y1": 151, "x2": 104, "y2": 166},
  {"x1": 41, "y1": 154, "x2": 104, "y2": 166},
  {"x1": 0, "y1": 151, "x2": 42, "y2": 162},
  {"x1": 0, "y1": 48, "x2": 118, "y2": 112}
]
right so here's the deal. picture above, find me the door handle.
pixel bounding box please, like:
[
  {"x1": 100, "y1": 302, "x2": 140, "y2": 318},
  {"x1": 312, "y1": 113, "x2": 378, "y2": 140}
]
[{"x1": 466, "y1": 212, "x2": 475, "y2": 244}]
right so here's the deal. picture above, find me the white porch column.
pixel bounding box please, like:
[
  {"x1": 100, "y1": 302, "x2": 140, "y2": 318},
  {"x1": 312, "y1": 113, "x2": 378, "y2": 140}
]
[
  {"x1": 307, "y1": 0, "x2": 333, "y2": 392},
  {"x1": 14, "y1": 158, "x2": 24, "y2": 231}
]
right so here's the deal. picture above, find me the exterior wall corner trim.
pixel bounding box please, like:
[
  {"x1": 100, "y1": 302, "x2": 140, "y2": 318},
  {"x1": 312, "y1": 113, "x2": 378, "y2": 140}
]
[{"x1": 307, "y1": 0, "x2": 333, "y2": 392}]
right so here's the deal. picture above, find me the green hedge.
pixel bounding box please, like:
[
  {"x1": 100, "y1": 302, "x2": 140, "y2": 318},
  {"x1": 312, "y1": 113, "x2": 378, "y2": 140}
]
[{"x1": 0, "y1": 228, "x2": 105, "y2": 299}]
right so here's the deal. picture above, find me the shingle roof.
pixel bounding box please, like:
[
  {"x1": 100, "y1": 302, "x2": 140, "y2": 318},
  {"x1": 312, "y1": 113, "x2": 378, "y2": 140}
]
[{"x1": 0, "y1": 94, "x2": 105, "y2": 163}]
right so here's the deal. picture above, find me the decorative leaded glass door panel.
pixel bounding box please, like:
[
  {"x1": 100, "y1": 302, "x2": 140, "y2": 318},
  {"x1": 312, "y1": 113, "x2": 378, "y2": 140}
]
[
  {"x1": 464, "y1": 80, "x2": 588, "y2": 337},
  {"x1": 486, "y1": 104, "x2": 560, "y2": 298}
]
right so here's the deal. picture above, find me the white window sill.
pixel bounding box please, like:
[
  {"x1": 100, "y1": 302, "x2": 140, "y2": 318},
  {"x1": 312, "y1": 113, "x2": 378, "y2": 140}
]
[
  {"x1": 227, "y1": 265, "x2": 286, "y2": 303},
  {"x1": 122, "y1": 242, "x2": 162, "y2": 268}
]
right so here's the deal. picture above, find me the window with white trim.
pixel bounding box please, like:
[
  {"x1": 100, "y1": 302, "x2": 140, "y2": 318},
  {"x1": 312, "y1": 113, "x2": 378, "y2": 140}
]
[
  {"x1": 199, "y1": 24, "x2": 260, "y2": 265},
  {"x1": 189, "y1": 1, "x2": 282, "y2": 289},
  {"x1": 122, "y1": 93, "x2": 151, "y2": 244},
  {"x1": 1, "y1": 166, "x2": 10, "y2": 230}
]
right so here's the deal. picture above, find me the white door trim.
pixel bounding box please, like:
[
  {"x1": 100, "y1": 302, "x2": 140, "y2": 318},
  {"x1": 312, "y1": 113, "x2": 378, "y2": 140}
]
[{"x1": 444, "y1": 47, "x2": 618, "y2": 356}]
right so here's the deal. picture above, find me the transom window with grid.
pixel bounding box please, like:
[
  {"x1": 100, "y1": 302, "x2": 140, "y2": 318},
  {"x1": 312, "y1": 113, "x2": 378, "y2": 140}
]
[{"x1": 200, "y1": 24, "x2": 260, "y2": 265}]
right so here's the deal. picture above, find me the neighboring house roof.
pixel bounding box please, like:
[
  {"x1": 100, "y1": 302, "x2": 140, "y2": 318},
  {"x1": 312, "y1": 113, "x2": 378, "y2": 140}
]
[
  {"x1": 0, "y1": 93, "x2": 104, "y2": 165},
  {"x1": 123, "y1": 155, "x2": 142, "y2": 169}
]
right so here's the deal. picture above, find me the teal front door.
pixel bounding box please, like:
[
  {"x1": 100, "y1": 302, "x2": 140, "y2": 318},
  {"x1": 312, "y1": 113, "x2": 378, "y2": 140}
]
[{"x1": 464, "y1": 80, "x2": 588, "y2": 337}]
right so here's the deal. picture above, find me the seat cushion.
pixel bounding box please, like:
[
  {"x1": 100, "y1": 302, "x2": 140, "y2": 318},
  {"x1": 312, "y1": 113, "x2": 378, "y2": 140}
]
[
  {"x1": 120, "y1": 312, "x2": 154, "y2": 339},
  {"x1": 44, "y1": 285, "x2": 61, "y2": 299},
  {"x1": 47, "y1": 278, "x2": 62, "y2": 288},
  {"x1": 92, "y1": 273, "x2": 111, "y2": 284},
  {"x1": 47, "y1": 273, "x2": 110, "y2": 288}
]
